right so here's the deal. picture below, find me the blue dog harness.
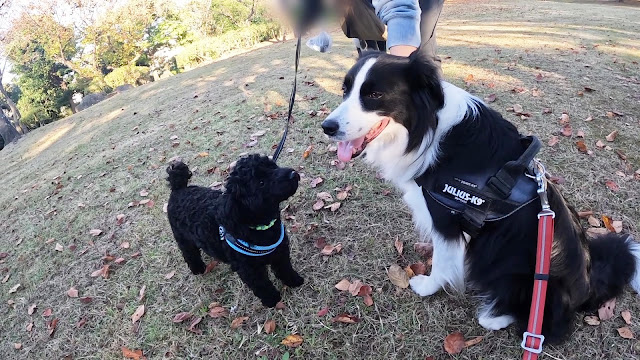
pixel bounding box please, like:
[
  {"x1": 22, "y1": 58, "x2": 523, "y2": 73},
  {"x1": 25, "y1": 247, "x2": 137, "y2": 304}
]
[{"x1": 219, "y1": 221, "x2": 285, "y2": 257}]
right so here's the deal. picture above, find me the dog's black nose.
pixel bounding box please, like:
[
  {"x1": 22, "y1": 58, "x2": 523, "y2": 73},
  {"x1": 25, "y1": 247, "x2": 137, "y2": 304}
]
[
  {"x1": 321, "y1": 119, "x2": 339, "y2": 136},
  {"x1": 289, "y1": 170, "x2": 300, "y2": 180}
]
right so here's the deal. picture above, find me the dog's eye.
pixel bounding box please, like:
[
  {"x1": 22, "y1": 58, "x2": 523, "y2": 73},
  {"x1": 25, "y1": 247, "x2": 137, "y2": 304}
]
[{"x1": 367, "y1": 91, "x2": 383, "y2": 99}]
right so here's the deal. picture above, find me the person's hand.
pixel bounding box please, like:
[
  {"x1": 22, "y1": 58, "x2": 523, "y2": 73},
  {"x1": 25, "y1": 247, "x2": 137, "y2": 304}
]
[{"x1": 389, "y1": 45, "x2": 417, "y2": 57}]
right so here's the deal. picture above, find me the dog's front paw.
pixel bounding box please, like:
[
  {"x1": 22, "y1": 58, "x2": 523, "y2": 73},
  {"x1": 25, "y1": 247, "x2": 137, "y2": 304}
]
[
  {"x1": 189, "y1": 264, "x2": 206, "y2": 275},
  {"x1": 409, "y1": 275, "x2": 442, "y2": 297},
  {"x1": 260, "y1": 293, "x2": 282, "y2": 308},
  {"x1": 284, "y1": 273, "x2": 304, "y2": 288}
]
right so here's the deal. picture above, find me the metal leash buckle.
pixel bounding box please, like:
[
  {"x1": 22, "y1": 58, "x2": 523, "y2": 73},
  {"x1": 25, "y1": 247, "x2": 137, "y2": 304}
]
[{"x1": 533, "y1": 160, "x2": 555, "y2": 219}]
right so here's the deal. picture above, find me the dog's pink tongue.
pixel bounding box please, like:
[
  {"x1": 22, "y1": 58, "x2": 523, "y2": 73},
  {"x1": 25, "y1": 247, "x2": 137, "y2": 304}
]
[
  {"x1": 337, "y1": 141, "x2": 354, "y2": 162},
  {"x1": 337, "y1": 136, "x2": 365, "y2": 163}
]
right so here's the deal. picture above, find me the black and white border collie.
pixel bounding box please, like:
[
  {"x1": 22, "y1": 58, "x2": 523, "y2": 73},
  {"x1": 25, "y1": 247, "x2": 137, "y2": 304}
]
[{"x1": 321, "y1": 50, "x2": 640, "y2": 342}]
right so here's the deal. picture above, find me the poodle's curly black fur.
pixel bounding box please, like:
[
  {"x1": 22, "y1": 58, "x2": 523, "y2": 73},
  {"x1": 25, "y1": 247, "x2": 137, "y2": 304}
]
[{"x1": 166, "y1": 154, "x2": 304, "y2": 307}]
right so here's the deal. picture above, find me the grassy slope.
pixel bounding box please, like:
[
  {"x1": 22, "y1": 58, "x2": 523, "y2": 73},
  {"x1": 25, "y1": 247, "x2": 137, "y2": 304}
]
[{"x1": 1, "y1": 0, "x2": 639, "y2": 358}]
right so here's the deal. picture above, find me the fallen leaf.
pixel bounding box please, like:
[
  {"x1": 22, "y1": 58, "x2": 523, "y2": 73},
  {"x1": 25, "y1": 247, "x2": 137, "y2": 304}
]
[
  {"x1": 187, "y1": 316, "x2": 202, "y2": 334},
  {"x1": 281, "y1": 334, "x2": 304, "y2": 348},
  {"x1": 204, "y1": 261, "x2": 219, "y2": 274},
  {"x1": 302, "y1": 145, "x2": 313, "y2": 159},
  {"x1": 606, "y1": 131, "x2": 618, "y2": 142},
  {"x1": 138, "y1": 285, "x2": 146, "y2": 302},
  {"x1": 48, "y1": 318, "x2": 59, "y2": 336},
  {"x1": 617, "y1": 327, "x2": 634, "y2": 339},
  {"x1": 26, "y1": 322, "x2": 34, "y2": 331},
  {"x1": 622, "y1": 310, "x2": 632, "y2": 325},
  {"x1": 333, "y1": 313, "x2": 360, "y2": 324},
  {"x1": 612, "y1": 221, "x2": 623, "y2": 234},
  {"x1": 513, "y1": 104, "x2": 524, "y2": 114},
  {"x1": 146, "y1": 200, "x2": 155, "y2": 208},
  {"x1": 264, "y1": 319, "x2": 276, "y2": 334},
  {"x1": 388, "y1": 264, "x2": 409, "y2": 288},
  {"x1": 561, "y1": 124, "x2": 573, "y2": 137},
  {"x1": 363, "y1": 294, "x2": 374, "y2": 306},
  {"x1": 164, "y1": 271, "x2": 176, "y2": 279},
  {"x1": 602, "y1": 215, "x2": 615, "y2": 232},
  {"x1": 325, "y1": 202, "x2": 341, "y2": 212},
  {"x1": 116, "y1": 214, "x2": 126, "y2": 225},
  {"x1": 42, "y1": 308, "x2": 53, "y2": 317},
  {"x1": 405, "y1": 266, "x2": 415, "y2": 278},
  {"x1": 131, "y1": 305, "x2": 145, "y2": 324},
  {"x1": 336, "y1": 191, "x2": 349, "y2": 201},
  {"x1": 89, "y1": 229, "x2": 102, "y2": 236},
  {"x1": 535, "y1": 73, "x2": 544, "y2": 81},
  {"x1": 549, "y1": 175, "x2": 566, "y2": 184},
  {"x1": 605, "y1": 180, "x2": 619, "y2": 192},
  {"x1": 79, "y1": 296, "x2": 93, "y2": 304},
  {"x1": 316, "y1": 192, "x2": 333, "y2": 202},
  {"x1": 312, "y1": 200, "x2": 325, "y2": 211},
  {"x1": 584, "y1": 116, "x2": 593, "y2": 122},
  {"x1": 321, "y1": 243, "x2": 343, "y2": 256},
  {"x1": 595, "y1": 140, "x2": 605, "y2": 149},
  {"x1": 230, "y1": 316, "x2": 249, "y2": 329},
  {"x1": 208, "y1": 306, "x2": 228, "y2": 318},
  {"x1": 9, "y1": 283, "x2": 21, "y2": 293},
  {"x1": 587, "y1": 216, "x2": 601, "y2": 227},
  {"x1": 245, "y1": 139, "x2": 258, "y2": 147},
  {"x1": 584, "y1": 315, "x2": 600, "y2": 326},
  {"x1": 548, "y1": 136, "x2": 559, "y2": 147},
  {"x1": 122, "y1": 347, "x2": 145, "y2": 360},
  {"x1": 90, "y1": 265, "x2": 110, "y2": 279},
  {"x1": 67, "y1": 287, "x2": 79, "y2": 298},
  {"x1": 543, "y1": 108, "x2": 553, "y2": 114},
  {"x1": 444, "y1": 332, "x2": 466, "y2": 355},
  {"x1": 310, "y1": 177, "x2": 324, "y2": 188},
  {"x1": 55, "y1": 243, "x2": 64, "y2": 252},
  {"x1": 410, "y1": 262, "x2": 428, "y2": 276},
  {"x1": 14, "y1": 343, "x2": 22, "y2": 350},
  {"x1": 598, "y1": 298, "x2": 616, "y2": 321},
  {"x1": 484, "y1": 94, "x2": 496, "y2": 103},
  {"x1": 348, "y1": 280, "x2": 364, "y2": 296},
  {"x1": 587, "y1": 227, "x2": 609, "y2": 238},
  {"x1": 559, "y1": 113, "x2": 570, "y2": 124},
  {"x1": 275, "y1": 301, "x2": 286, "y2": 310},
  {"x1": 172, "y1": 312, "x2": 192, "y2": 323},
  {"x1": 120, "y1": 242, "x2": 130, "y2": 249},
  {"x1": 197, "y1": 152, "x2": 209, "y2": 158},
  {"x1": 28, "y1": 304, "x2": 36, "y2": 315},
  {"x1": 163, "y1": 203, "x2": 168, "y2": 213},
  {"x1": 2, "y1": 273, "x2": 9, "y2": 283},
  {"x1": 576, "y1": 141, "x2": 588, "y2": 153},
  {"x1": 335, "y1": 279, "x2": 351, "y2": 291},
  {"x1": 578, "y1": 210, "x2": 594, "y2": 218},
  {"x1": 317, "y1": 307, "x2": 329, "y2": 317},
  {"x1": 464, "y1": 336, "x2": 484, "y2": 348},
  {"x1": 615, "y1": 149, "x2": 627, "y2": 161},
  {"x1": 394, "y1": 237, "x2": 404, "y2": 256},
  {"x1": 139, "y1": 190, "x2": 149, "y2": 197},
  {"x1": 532, "y1": 88, "x2": 544, "y2": 97},
  {"x1": 576, "y1": 130, "x2": 585, "y2": 138},
  {"x1": 414, "y1": 243, "x2": 434, "y2": 258},
  {"x1": 76, "y1": 317, "x2": 87, "y2": 328}
]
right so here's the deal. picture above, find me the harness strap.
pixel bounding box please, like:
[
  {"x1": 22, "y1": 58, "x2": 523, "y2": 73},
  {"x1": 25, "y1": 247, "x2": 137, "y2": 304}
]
[
  {"x1": 487, "y1": 137, "x2": 541, "y2": 198},
  {"x1": 219, "y1": 222, "x2": 285, "y2": 257}
]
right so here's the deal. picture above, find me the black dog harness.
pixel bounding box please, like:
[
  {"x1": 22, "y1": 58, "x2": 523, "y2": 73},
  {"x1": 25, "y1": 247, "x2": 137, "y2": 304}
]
[
  {"x1": 219, "y1": 221, "x2": 285, "y2": 257},
  {"x1": 415, "y1": 136, "x2": 542, "y2": 237}
]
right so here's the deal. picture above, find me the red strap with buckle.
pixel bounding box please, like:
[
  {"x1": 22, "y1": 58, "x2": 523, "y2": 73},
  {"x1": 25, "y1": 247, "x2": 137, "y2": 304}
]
[{"x1": 522, "y1": 210, "x2": 555, "y2": 360}]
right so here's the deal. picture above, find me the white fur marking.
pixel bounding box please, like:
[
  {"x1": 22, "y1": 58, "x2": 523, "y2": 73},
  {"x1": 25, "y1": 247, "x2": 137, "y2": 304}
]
[
  {"x1": 626, "y1": 237, "x2": 640, "y2": 293},
  {"x1": 477, "y1": 300, "x2": 515, "y2": 330}
]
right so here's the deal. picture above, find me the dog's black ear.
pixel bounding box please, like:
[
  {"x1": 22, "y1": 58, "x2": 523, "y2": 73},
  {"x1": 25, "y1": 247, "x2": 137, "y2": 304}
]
[{"x1": 404, "y1": 49, "x2": 445, "y2": 153}]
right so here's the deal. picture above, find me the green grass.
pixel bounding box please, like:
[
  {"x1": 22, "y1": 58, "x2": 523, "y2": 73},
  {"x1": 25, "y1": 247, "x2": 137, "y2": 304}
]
[{"x1": 1, "y1": 0, "x2": 640, "y2": 359}]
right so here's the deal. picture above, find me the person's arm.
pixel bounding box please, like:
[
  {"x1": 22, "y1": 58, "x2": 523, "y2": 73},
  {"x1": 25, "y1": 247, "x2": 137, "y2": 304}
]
[{"x1": 372, "y1": 0, "x2": 421, "y2": 56}]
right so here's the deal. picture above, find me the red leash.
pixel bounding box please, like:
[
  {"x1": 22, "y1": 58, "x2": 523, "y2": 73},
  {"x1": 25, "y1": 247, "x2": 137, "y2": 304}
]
[{"x1": 522, "y1": 162, "x2": 555, "y2": 360}]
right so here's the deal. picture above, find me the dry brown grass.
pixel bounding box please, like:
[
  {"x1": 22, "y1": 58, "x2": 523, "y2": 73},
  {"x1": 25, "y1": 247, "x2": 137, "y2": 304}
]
[{"x1": 1, "y1": 0, "x2": 639, "y2": 358}]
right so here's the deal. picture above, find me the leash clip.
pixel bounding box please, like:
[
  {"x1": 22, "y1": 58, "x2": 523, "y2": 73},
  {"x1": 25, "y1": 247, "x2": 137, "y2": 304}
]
[{"x1": 533, "y1": 160, "x2": 555, "y2": 218}]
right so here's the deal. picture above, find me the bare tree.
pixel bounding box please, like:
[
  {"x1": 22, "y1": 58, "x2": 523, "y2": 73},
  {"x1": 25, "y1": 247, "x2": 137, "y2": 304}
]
[{"x1": 0, "y1": 106, "x2": 20, "y2": 144}]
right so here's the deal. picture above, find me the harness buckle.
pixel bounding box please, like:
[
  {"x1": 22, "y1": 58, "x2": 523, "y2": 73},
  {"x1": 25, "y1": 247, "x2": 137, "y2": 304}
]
[{"x1": 521, "y1": 332, "x2": 545, "y2": 354}]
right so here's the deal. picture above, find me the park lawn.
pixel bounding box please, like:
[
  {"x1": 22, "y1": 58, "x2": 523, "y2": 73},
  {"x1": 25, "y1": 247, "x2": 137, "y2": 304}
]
[{"x1": 1, "y1": 0, "x2": 639, "y2": 358}]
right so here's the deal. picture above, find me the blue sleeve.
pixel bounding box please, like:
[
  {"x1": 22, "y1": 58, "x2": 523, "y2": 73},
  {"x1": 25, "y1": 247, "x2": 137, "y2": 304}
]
[{"x1": 372, "y1": 0, "x2": 422, "y2": 49}]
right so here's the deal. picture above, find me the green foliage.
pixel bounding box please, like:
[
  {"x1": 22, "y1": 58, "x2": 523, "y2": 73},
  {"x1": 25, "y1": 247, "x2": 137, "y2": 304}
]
[
  {"x1": 104, "y1": 65, "x2": 151, "y2": 88},
  {"x1": 175, "y1": 22, "x2": 281, "y2": 69}
]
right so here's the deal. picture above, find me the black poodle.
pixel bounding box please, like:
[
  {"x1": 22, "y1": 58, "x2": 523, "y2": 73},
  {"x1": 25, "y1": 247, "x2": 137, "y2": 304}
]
[{"x1": 166, "y1": 154, "x2": 304, "y2": 307}]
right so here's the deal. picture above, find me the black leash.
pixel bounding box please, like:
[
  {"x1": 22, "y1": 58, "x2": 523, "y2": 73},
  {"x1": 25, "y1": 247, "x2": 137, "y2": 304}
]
[{"x1": 272, "y1": 34, "x2": 302, "y2": 162}]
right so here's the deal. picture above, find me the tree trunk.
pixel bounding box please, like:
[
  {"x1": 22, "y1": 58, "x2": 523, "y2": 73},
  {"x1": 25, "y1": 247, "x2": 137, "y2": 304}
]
[
  {"x1": 0, "y1": 81, "x2": 21, "y2": 122},
  {"x1": 0, "y1": 110, "x2": 20, "y2": 144}
]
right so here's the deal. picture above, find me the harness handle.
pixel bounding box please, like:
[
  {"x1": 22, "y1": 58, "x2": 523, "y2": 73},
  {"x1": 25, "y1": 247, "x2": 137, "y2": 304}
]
[{"x1": 272, "y1": 34, "x2": 302, "y2": 162}]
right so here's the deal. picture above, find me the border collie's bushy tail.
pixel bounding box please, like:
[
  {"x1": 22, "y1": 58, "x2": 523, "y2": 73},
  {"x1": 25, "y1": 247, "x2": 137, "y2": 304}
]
[
  {"x1": 582, "y1": 233, "x2": 640, "y2": 310},
  {"x1": 166, "y1": 161, "x2": 192, "y2": 190}
]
